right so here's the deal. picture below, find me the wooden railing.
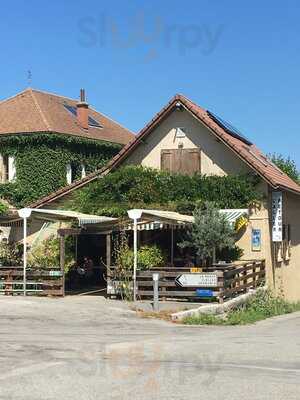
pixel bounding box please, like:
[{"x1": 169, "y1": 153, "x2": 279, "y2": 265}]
[
  {"x1": 0, "y1": 266, "x2": 64, "y2": 296},
  {"x1": 107, "y1": 260, "x2": 266, "y2": 303},
  {"x1": 222, "y1": 260, "x2": 266, "y2": 300}
]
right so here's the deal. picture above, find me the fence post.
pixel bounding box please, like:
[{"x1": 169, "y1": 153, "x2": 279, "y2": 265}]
[{"x1": 218, "y1": 270, "x2": 224, "y2": 303}]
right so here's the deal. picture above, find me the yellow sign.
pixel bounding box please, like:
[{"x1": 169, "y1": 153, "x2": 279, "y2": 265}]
[
  {"x1": 190, "y1": 267, "x2": 202, "y2": 273},
  {"x1": 235, "y1": 215, "x2": 248, "y2": 232}
]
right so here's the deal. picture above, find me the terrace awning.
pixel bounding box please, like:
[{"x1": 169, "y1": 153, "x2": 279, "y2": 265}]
[
  {"x1": 126, "y1": 208, "x2": 248, "y2": 230},
  {"x1": 29, "y1": 209, "x2": 118, "y2": 226}
]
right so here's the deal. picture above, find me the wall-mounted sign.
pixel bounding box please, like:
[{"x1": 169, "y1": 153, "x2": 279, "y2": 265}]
[
  {"x1": 175, "y1": 273, "x2": 218, "y2": 288},
  {"x1": 252, "y1": 229, "x2": 261, "y2": 251},
  {"x1": 272, "y1": 191, "x2": 283, "y2": 242},
  {"x1": 190, "y1": 267, "x2": 202, "y2": 273},
  {"x1": 196, "y1": 289, "x2": 214, "y2": 297}
]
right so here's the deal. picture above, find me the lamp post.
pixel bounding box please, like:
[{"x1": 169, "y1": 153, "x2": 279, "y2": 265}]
[
  {"x1": 127, "y1": 209, "x2": 142, "y2": 302},
  {"x1": 17, "y1": 208, "x2": 32, "y2": 296}
]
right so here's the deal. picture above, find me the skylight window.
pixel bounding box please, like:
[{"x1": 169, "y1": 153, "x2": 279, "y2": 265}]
[{"x1": 63, "y1": 104, "x2": 103, "y2": 128}]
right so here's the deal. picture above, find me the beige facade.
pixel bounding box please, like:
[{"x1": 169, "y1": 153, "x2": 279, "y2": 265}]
[
  {"x1": 123, "y1": 107, "x2": 300, "y2": 301},
  {"x1": 124, "y1": 109, "x2": 250, "y2": 176}
]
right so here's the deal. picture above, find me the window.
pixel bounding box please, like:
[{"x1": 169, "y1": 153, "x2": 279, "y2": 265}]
[
  {"x1": 1, "y1": 155, "x2": 16, "y2": 182},
  {"x1": 66, "y1": 164, "x2": 72, "y2": 185},
  {"x1": 161, "y1": 148, "x2": 201, "y2": 175},
  {"x1": 63, "y1": 104, "x2": 103, "y2": 128},
  {"x1": 81, "y1": 164, "x2": 86, "y2": 179}
]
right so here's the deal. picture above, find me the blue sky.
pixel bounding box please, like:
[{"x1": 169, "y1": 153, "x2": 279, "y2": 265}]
[{"x1": 1, "y1": 1, "x2": 300, "y2": 167}]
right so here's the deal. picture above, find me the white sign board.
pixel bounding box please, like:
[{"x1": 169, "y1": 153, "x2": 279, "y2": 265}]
[
  {"x1": 272, "y1": 191, "x2": 283, "y2": 242},
  {"x1": 175, "y1": 273, "x2": 218, "y2": 288}
]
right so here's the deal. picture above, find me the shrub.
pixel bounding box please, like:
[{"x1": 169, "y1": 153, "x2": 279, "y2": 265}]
[
  {"x1": 0, "y1": 201, "x2": 8, "y2": 215},
  {"x1": 70, "y1": 165, "x2": 262, "y2": 217},
  {"x1": 183, "y1": 289, "x2": 300, "y2": 325},
  {"x1": 0, "y1": 242, "x2": 22, "y2": 266},
  {"x1": 28, "y1": 235, "x2": 75, "y2": 272}
]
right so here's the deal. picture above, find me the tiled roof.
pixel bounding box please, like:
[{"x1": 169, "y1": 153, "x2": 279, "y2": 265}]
[
  {"x1": 30, "y1": 94, "x2": 300, "y2": 208},
  {"x1": 0, "y1": 88, "x2": 134, "y2": 145}
]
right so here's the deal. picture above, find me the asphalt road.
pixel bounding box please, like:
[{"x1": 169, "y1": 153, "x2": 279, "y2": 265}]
[{"x1": 0, "y1": 296, "x2": 299, "y2": 400}]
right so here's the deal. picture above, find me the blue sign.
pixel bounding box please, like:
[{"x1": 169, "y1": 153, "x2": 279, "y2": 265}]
[
  {"x1": 196, "y1": 289, "x2": 214, "y2": 298},
  {"x1": 252, "y1": 229, "x2": 261, "y2": 251}
]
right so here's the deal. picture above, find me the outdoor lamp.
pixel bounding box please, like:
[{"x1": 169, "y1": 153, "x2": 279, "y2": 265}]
[{"x1": 127, "y1": 209, "x2": 143, "y2": 302}]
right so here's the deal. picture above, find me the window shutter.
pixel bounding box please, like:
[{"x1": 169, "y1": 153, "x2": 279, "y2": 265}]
[
  {"x1": 161, "y1": 149, "x2": 201, "y2": 175},
  {"x1": 8, "y1": 156, "x2": 16, "y2": 181},
  {"x1": 81, "y1": 164, "x2": 86, "y2": 179},
  {"x1": 161, "y1": 150, "x2": 173, "y2": 172},
  {"x1": 66, "y1": 164, "x2": 72, "y2": 184},
  {"x1": 181, "y1": 149, "x2": 201, "y2": 175}
]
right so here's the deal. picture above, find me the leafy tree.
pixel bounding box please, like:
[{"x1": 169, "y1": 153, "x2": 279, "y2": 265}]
[
  {"x1": 269, "y1": 153, "x2": 299, "y2": 183},
  {"x1": 179, "y1": 202, "x2": 235, "y2": 262},
  {"x1": 0, "y1": 201, "x2": 8, "y2": 216}
]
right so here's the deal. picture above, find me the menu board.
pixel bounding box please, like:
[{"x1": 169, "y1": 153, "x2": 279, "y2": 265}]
[{"x1": 272, "y1": 191, "x2": 283, "y2": 242}]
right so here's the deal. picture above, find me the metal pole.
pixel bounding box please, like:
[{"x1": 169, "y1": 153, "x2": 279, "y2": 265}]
[
  {"x1": 153, "y1": 273, "x2": 159, "y2": 312},
  {"x1": 133, "y1": 218, "x2": 138, "y2": 302},
  {"x1": 171, "y1": 226, "x2": 174, "y2": 266},
  {"x1": 23, "y1": 217, "x2": 27, "y2": 296}
]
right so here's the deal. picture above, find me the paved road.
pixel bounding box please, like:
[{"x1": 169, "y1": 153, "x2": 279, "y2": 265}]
[{"x1": 0, "y1": 296, "x2": 299, "y2": 400}]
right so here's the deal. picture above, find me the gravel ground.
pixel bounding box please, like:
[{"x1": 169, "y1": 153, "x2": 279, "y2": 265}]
[{"x1": 0, "y1": 295, "x2": 299, "y2": 400}]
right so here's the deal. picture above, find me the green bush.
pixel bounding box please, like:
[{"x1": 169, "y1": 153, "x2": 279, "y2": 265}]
[
  {"x1": 28, "y1": 235, "x2": 75, "y2": 272},
  {"x1": 183, "y1": 289, "x2": 300, "y2": 326},
  {"x1": 70, "y1": 165, "x2": 262, "y2": 216},
  {"x1": 0, "y1": 201, "x2": 8, "y2": 215},
  {"x1": 116, "y1": 244, "x2": 165, "y2": 271},
  {"x1": 217, "y1": 245, "x2": 244, "y2": 262},
  {"x1": 0, "y1": 242, "x2": 23, "y2": 266}
]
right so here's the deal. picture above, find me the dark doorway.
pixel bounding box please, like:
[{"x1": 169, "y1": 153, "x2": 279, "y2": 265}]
[{"x1": 66, "y1": 234, "x2": 108, "y2": 294}]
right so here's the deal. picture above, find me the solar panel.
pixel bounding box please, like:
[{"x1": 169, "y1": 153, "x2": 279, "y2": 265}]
[
  {"x1": 207, "y1": 111, "x2": 253, "y2": 146},
  {"x1": 64, "y1": 104, "x2": 102, "y2": 128}
]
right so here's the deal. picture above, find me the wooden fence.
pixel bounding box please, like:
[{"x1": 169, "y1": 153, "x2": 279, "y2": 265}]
[
  {"x1": 0, "y1": 266, "x2": 64, "y2": 296},
  {"x1": 107, "y1": 260, "x2": 266, "y2": 303}
]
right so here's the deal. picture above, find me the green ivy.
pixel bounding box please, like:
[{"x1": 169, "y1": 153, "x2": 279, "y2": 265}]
[
  {"x1": 69, "y1": 165, "x2": 263, "y2": 216},
  {"x1": 0, "y1": 133, "x2": 122, "y2": 207}
]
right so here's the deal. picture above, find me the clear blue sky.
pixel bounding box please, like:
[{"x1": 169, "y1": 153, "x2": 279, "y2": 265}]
[{"x1": 1, "y1": 1, "x2": 300, "y2": 167}]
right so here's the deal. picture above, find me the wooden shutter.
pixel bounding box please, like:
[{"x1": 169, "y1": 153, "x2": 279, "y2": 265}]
[
  {"x1": 161, "y1": 148, "x2": 201, "y2": 175},
  {"x1": 181, "y1": 149, "x2": 201, "y2": 175},
  {"x1": 161, "y1": 150, "x2": 173, "y2": 172}
]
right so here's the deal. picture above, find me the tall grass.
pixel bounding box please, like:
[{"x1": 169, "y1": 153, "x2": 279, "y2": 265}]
[{"x1": 183, "y1": 289, "x2": 300, "y2": 326}]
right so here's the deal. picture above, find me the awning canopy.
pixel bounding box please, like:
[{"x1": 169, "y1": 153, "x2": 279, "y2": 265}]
[
  {"x1": 29, "y1": 209, "x2": 118, "y2": 226},
  {"x1": 0, "y1": 208, "x2": 118, "y2": 228},
  {"x1": 126, "y1": 208, "x2": 248, "y2": 230}
]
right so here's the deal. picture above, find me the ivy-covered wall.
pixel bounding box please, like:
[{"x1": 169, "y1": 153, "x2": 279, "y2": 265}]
[
  {"x1": 0, "y1": 133, "x2": 122, "y2": 207},
  {"x1": 69, "y1": 165, "x2": 263, "y2": 217}
]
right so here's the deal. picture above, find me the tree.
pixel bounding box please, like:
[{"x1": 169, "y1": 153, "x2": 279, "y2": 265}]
[
  {"x1": 269, "y1": 153, "x2": 299, "y2": 183},
  {"x1": 179, "y1": 202, "x2": 235, "y2": 263},
  {"x1": 0, "y1": 201, "x2": 8, "y2": 216}
]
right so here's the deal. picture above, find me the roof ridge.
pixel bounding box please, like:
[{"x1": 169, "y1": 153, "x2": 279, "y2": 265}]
[
  {"x1": 29, "y1": 89, "x2": 51, "y2": 131},
  {"x1": 30, "y1": 88, "x2": 79, "y2": 103},
  {"x1": 0, "y1": 88, "x2": 31, "y2": 106}
]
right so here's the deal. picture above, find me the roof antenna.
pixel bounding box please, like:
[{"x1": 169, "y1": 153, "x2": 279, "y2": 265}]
[{"x1": 27, "y1": 70, "x2": 32, "y2": 87}]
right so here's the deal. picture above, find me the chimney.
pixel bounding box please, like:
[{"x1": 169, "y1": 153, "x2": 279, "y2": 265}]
[{"x1": 77, "y1": 89, "x2": 89, "y2": 130}]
